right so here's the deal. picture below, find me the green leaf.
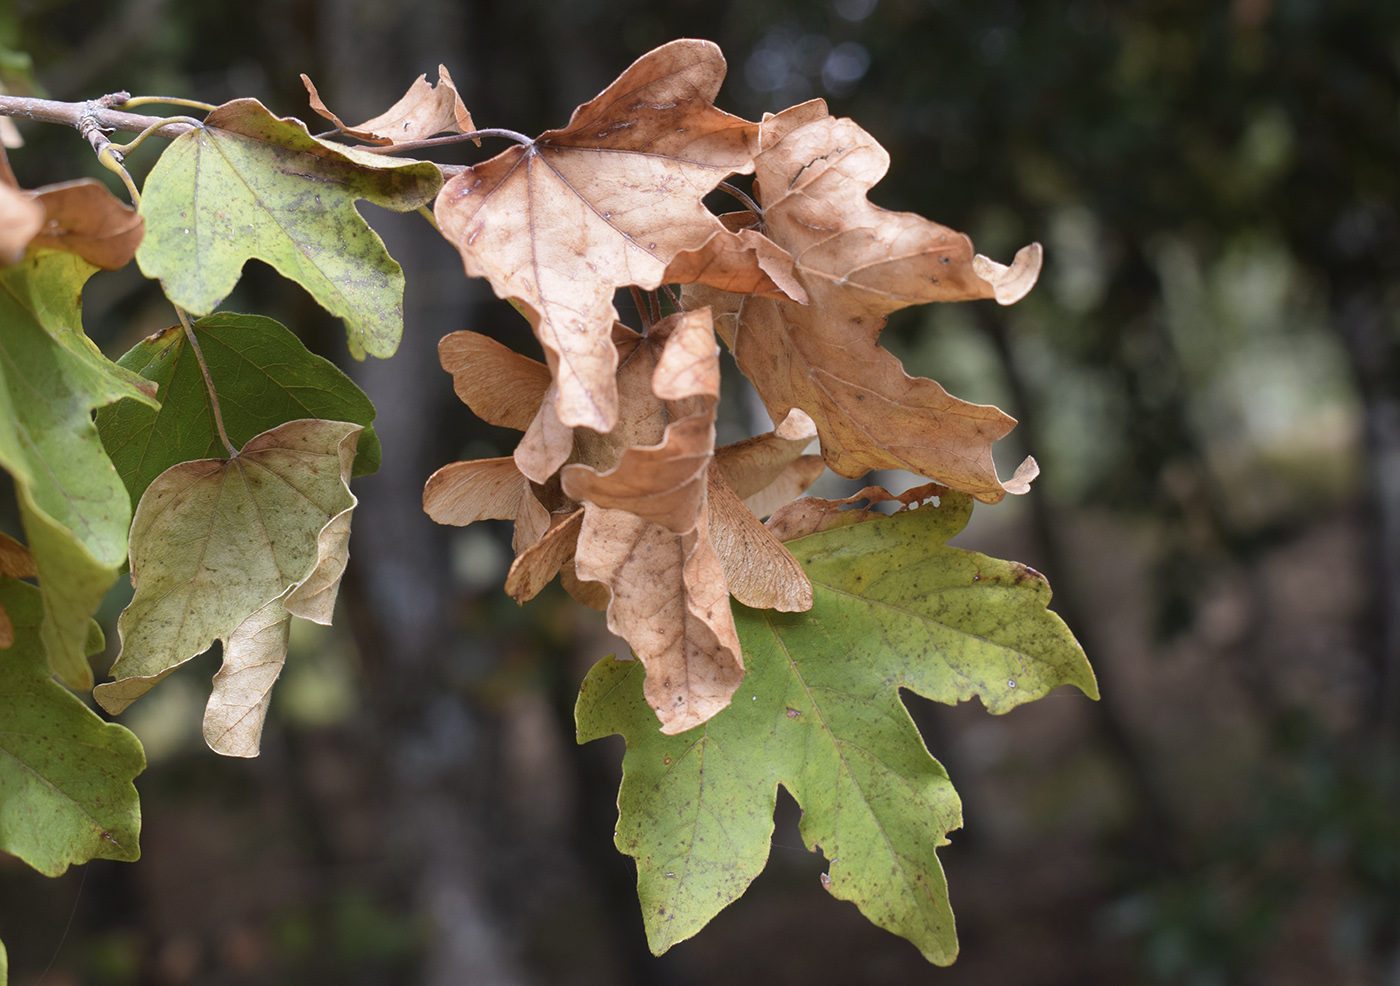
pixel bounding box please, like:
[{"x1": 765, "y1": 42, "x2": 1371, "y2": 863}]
[
  {"x1": 135, "y1": 99, "x2": 443, "y2": 359},
  {"x1": 95, "y1": 419, "x2": 361, "y2": 758},
  {"x1": 0, "y1": 578, "x2": 145, "y2": 876},
  {"x1": 0, "y1": 252, "x2": 158, "y2": 689},
  {"x1": 0, "y1": 934, "x2": 6, "y2": 986},
  {"x1": 576, "y1": 496, "x2": 1096, "y2": 964},
  {"x1": 96, "y1": 312, "x2": 380, "y2": 511}
]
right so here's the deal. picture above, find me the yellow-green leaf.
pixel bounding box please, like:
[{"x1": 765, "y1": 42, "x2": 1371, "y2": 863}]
[
  {"x1": 0, "y1": 578, "x2": 144, "y2": 876},
  {"x1": 0, "y1": 252, "x2": 157, "y2": 688},
  {"x1": 576, "y1": 496, "x2": 1096, "y2": 963},
  {"x1": 96, "y1": 419, "x2": 360, "y2": 758},
  {"x1": 136, "y1": 99, "x2": 442, "y2": 358}
]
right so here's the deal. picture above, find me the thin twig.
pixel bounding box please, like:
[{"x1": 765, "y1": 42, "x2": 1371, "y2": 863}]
[
  {"x1": 416, "y1": 205, "x2": 439, "y2": 231},
  {"x1": 177, "y1": 308, "x2": 237, "y2": 457},
  {"x1": 661, "y1": 285, "x2": 683, "y2": 313},
  {"x1": 648, "y1": 290, "x2": 661, "y2": 325},
  {"x1": 353, "y1": 128, "x2": 533, "y2": 155}
]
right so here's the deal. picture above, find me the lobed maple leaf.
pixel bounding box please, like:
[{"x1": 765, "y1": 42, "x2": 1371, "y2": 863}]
[
  {"x1": 433, "y1": 39, "x2": 776, "y2": 434},
  {"x1": 577, "y1": 492, "x2": 1097, "y2": 962},
  {"x1": 136, "y1": 100, "x2": 442, "y2": 359},
  {"x1": 686, "y1": 102, "x2": 1043, "y2": 503},
  {"x1": 0, "y1": 578, "x2": 143, "y2": 875}
]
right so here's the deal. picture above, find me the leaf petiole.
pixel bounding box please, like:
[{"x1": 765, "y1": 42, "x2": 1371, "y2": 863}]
[
  {"x1": 96, "y1": 145, "x2": 142, "y2": 206},
  {"x1": 118, "y1": 96, "x2": 218, "y2": 113},
  {"x1": 717, "y1": 180, "x2": 762, "y2": 217},
  {"x1": 354, "y1": 128, "x2": 533, "y2": 155},
  {"x1": 104, "y1": 115, "x2": 205, "y2": 158},
  {"x1": 629, "y1": 286, "x2": 652, "y2": 333},
  {"x1": 176, "y1": 309, "x2": 238, "y2": 457}
]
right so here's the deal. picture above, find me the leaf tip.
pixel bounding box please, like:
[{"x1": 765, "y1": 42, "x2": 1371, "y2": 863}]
[
  {"x1": 1001, "y1": 455, "x2": 1039, "y2": 495},
  {"x1": 973, "y1": 241, "x2": 1042, "y2": 305}
]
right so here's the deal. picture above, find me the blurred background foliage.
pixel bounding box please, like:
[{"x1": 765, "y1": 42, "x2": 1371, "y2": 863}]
[{"x1": 1, "y1": 0, "x2": 1398, "y2": 983}]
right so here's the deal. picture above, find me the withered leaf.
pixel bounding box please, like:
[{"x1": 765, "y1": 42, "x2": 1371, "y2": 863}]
[
  {"x1": 562, "y1": 309, "x2": 744, "y2": 733},
  {"x1": 437, "y1": 330, "x2": 552, "y2": 430},
  {"x1": 302, "y1": 65, "x2": 477, "y2": 146},
  {"x1": 434, "y1": 39, "x2": 760, "y2": 432},
  {"x1": 29, "y1": 180, "x2": 144, "y2": 270},
  {"x1": 687, "y1": 108, "x2": 1043, "y2": 503},
  {"x1": 0, "y1": 182, "x2": 43, "y2": 265},
  {"x1": 662, "y1": 224, "x2": 806, "y2": 302},
  {"x1": 766, "y1": 482, "x2": 950, "y2": 542},
  {"x1": 0, "y1": 533, "x2": 32, "y2": 649}
]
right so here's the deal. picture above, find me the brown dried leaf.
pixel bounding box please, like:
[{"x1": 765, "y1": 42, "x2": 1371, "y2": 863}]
[
  {"x1": 30, "y1": 179, "x2": 144, "y2": 270},
  {"x1": 0, "y1": 531, "x2": 35, "y2": 578},
  {"x1": 437, "y1": 331, "x2": 552, "y2": 430},
  {"x1": 0, "y1": 182, "x2": 43, "y2": 266},
  {"x1": 765, "y1": 481, "x2": 948, "y2": 542},
  {"x1": 505, "y1": 507, "x2": 584, "y2": 603},
  {"x1": 688, "y1": 110, "x2": 1043, "y2": 503},
  {"x1": 576, "y1": 508, "x2": 741, "y2": 734},
  {"x1": 561, "y1": 309, "x2": 747, "y2": 731},
  {"x1": 662, "y1": 224, "x2": 806, "y2": 302},
  {"x1": 707, "y1": 470, "x2": 811, "y2": 611},
  {"x1": 434, "y1": 39, "x2": 759, "y2": 432},
  {"x1": 302, "y1": 65, "x2": 476, "y2": 145}
]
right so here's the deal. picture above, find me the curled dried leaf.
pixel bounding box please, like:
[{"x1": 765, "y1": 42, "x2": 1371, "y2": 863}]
[
  {"x1": 303, "y1": 65, "x2": 476, "y2": 145},
  {"x1": 688, "y1": 109, "x2": 1041, "y2": 503},
  {"x1": 438, "y1": 331, "x2": 552, "y2": 430},
  {"x1": 765, "y1": 481, "x2": 949, "y2": 542},
  {"x1": 30, "y1": 179, "x2": 144, "y2": 271}
]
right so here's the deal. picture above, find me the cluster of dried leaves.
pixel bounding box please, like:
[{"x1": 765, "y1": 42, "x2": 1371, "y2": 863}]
[{"x1": 405, "y1": 39, "x2": 1043, "y2": 733}]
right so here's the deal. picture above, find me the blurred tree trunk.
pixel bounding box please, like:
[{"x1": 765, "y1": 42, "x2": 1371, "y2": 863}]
[{"x1": 316, "y1": 1, "x2": 530, "y2": 982}]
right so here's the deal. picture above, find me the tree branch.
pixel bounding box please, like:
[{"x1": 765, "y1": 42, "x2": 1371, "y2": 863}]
[{"x1": 0, "y1": 92, "x2": 198, "y2": 141}]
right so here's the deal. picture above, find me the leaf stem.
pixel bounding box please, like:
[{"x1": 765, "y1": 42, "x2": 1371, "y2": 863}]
[
  {"x1": 630, "y1": 286, "x2": 652, "y2": 333},
  {"x1": 354, "y1": 128, "x2": 534, "y2": 155},
  {"x1": 118, "y1": 96, "x2": 217, "y2": 113},
  {"x1": 718, "y1": 180, "x2": 762, "y2": 217},
  {"x1": 177, "y1": 308, "x2": 237, "y2": 457},
  {"x1": 96, "y1": 145, "x2": 141, "y2": 206},
  {"x1": 416, "y1": 205, "x2": 439, "y2": 230},
  {"x1": 105, "y1": 115, "x2": 205, "y2": 157},
  {"x1": 660, "y1": 282, "x2": 683, "y2": 313}
]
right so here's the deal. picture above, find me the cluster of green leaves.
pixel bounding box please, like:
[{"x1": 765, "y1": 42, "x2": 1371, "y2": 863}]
[
  {"x1": 0, "y1": 98, "x2": 425, "y2": 976},
  {"x1": 0, "y1": 39, "x2": 1095, "y2": 974}
]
